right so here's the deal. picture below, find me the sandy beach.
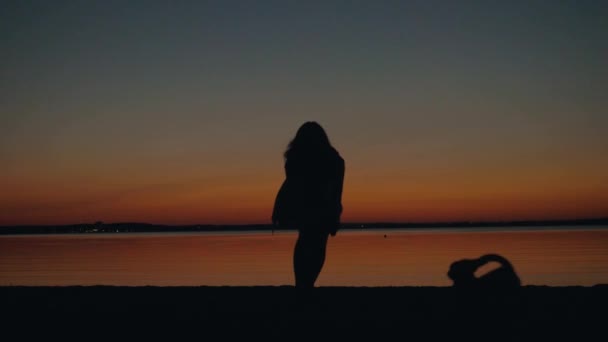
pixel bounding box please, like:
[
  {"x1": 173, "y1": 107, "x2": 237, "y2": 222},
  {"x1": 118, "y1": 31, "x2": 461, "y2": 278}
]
[{"x1": 2, "y1": 285, "x2": 606, "y2": 340}]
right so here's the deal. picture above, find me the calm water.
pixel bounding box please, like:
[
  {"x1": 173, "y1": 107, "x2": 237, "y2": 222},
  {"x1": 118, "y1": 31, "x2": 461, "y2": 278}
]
[{"x1": 1, "y1": 227, "x2": 607, "y2": 286}]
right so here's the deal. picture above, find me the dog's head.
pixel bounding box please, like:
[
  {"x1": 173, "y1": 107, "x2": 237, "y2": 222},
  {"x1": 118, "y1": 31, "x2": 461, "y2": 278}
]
[{"x1": 447, "y1": 259, "x2": 478, "y2": 285}]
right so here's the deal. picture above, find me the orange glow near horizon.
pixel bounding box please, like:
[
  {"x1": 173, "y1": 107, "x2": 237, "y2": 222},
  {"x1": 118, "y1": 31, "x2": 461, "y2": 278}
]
[
  {"x1": 1, "y1": 163, "x2": 607, "y2": 225},
  {"x1": 1, "y1": 123, "x2": 607, "y2": 226}
]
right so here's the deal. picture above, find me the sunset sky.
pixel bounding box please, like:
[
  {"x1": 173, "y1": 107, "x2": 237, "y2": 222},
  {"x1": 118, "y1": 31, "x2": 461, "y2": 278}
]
[{"x1": 1, "y1": 1, "x2": 607, "y2": 225}]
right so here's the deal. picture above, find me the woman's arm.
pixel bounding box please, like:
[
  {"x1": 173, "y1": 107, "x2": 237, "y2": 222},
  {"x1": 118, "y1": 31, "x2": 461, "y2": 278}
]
[
  {"x1": 335, "y1": 157, "x2": 345, "y2": 217},
  {"x1": 328, "y1": 157, "x2": 345, "y2": 236}
]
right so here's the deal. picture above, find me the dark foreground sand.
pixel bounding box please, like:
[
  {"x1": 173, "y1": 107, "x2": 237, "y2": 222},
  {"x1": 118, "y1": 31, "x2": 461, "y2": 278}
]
[{"x1": 2, "y1": 286, "x2": 606, "y2": 340}]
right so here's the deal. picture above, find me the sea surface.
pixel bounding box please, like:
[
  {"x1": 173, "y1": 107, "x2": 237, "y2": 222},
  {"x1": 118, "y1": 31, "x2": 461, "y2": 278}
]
[{"x1": 1, "y1": 226, "x2": 607, "y2": 286}]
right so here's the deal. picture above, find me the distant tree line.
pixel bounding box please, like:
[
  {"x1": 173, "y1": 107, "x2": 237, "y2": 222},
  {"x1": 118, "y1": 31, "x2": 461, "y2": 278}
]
[{"x1": 0, "y1": 218, "x2": 607, "y2": 235}]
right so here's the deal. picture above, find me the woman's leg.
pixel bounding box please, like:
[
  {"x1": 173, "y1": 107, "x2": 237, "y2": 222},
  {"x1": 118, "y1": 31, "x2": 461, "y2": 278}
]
[{"x1": 293, "y1": 231, "x2": 329, "y2": 288}]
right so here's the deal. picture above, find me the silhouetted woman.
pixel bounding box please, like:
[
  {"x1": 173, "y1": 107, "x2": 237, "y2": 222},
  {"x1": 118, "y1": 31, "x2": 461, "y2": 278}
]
[{"x1": 272, "y1": 122, "x2": 345, "y2": 288}]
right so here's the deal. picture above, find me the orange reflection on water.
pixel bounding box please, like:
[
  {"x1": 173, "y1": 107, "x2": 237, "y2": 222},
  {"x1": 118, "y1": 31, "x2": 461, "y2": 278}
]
[
  {"x1": 1, "y1": 228, "x2": 607, "y2": 286},
  {"x1": 322, "y1": 228, "x2": 608, "y2": 286}
]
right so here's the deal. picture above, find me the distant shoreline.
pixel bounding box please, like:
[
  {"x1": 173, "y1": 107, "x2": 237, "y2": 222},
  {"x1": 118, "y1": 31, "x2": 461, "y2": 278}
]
[{"x1": 1, "y1": 217, "x2": 606, "y2": 235}]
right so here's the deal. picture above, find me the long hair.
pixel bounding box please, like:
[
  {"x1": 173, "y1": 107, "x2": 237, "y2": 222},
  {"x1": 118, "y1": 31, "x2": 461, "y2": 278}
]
[{"x1": 284, "y1": 121, "x2": 334, "y2": 160}]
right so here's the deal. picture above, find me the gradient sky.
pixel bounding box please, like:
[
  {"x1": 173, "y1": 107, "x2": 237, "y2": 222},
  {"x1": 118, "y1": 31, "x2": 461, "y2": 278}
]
[{"x1": 1, "y1": 1, "x2": 607, "y2": 225}]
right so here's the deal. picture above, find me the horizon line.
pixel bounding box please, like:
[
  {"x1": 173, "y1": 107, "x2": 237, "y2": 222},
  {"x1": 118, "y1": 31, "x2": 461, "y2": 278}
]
[{"x1": 2, "y1": 216, "x2": 607, "y2": 228}]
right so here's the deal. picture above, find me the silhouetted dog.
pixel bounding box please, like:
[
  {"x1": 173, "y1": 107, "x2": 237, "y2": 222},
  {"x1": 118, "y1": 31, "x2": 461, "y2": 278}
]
[{"x1": 448, "y1": 254, "x2": 521, "y2": 288}]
